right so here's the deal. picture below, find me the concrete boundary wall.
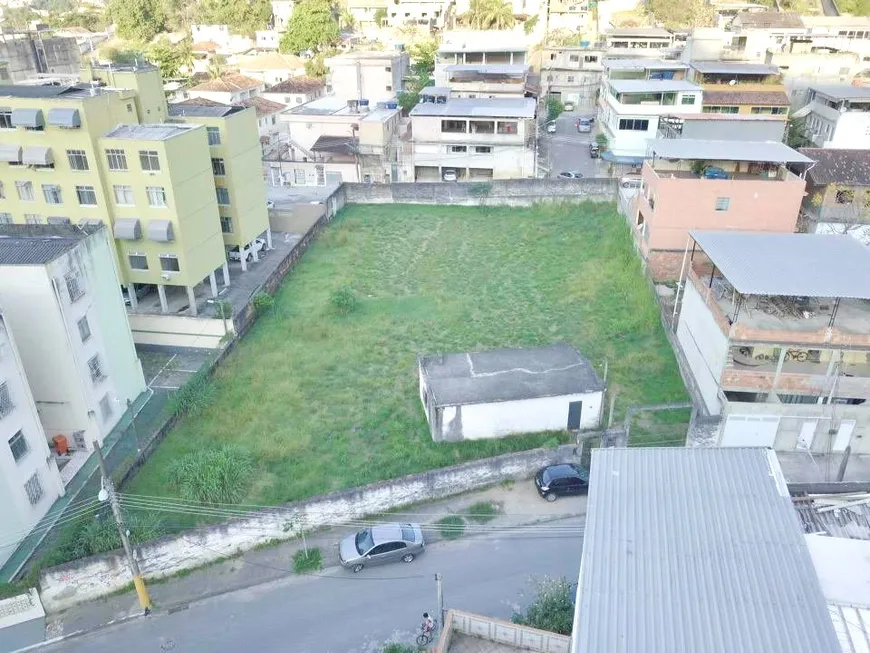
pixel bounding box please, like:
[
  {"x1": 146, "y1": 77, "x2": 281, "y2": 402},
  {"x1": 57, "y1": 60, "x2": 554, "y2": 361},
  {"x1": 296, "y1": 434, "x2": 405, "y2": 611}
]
[{"x1": 39, "y1": 444, "x2": 580, "y2": 612}]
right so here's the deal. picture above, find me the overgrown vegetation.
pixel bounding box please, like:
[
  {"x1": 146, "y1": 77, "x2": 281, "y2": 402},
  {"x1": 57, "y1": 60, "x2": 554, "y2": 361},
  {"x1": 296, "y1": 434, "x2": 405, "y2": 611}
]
[
  {"x1": 465, "y1": 501, "x2": 499, "y2": 523},
  {"x1": 329, "y1": 286, "x2": 357, "y2": 314},
  {"x1": 647, "y1": 0, "x2": 716, "y2": 28},
  {"x1": 381, "y1": 644, "x2": 417, "y2": 653},
  {"x1": 0, "y1": 582, "x2": 26, "y2": 600},
  {"x1": 512, "y1": 576, "x2": 574, "y2": 635},
  {"x1": 837, "y1": 0, "x2": 870, "y2": 14},
  {"x1": 253, "y1": 291, "x2": 276, "y2": 315},
  {"x1": 166, "y1": 444, "x2": 255, "y2": 504},
  {"x1": 546, "y1": 97, "x2": 564, "y2": 123},
  {"x1": 436, "y1": 515, "x2": 466, "y2": 539},
  {"x1": 279, "y1": 0, "x2": 340, "y2": 54},
  {"x1": 167, "y1": 369, "x2": 216, "y2": 417},
  {"x1": 292, "y1": 547, "x2": 323, "y2": 573},
  {"x1": 127, "y1": 204, "x2": 685, "y2": 516}
]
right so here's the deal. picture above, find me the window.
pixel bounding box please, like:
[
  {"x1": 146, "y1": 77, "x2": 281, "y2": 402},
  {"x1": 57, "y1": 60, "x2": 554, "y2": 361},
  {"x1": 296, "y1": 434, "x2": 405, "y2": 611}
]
[
  {"x1": 105, "y1": 148, "x2": 127, "y2": 171},
  {"x1": 159, "y1": 254, "x2": 180, "y2": 272},
  {"x1": 681, "y1": 94, "x2": 696, "y2": 105},
  {"x1": 441, "y1": 119, "x2": 467, "y2": 133},
  {"x1": 66, "y1": 149, "x2": 89, "y2": 171},
  {"x1": 128, "y1": 254, "x2": 148, "y2": 270},
  {"x1": 99, "y1": 393, "x2": 112, "y2": 421},
  {"x1": 618, "y1": 118, "x2": 650, "y2": 131},
  {"x1": 9, "y1": 430, "x2": 28, "y2": 462},
  {"x1": 567, "y1": 75, "x2": 575, "y2": 83},
  {"x1": 24, "y1": 473, "x2": 43, "y2": 505},
  {"x1": 715, "y1": 197, "x2": 730, "y2": 211},
  {"x1": 220, "y1": 215, "x2": 233, "y2": 233},
  {"x1": 294, "y1": 169, "x2": 306, "y2": 184},
  {"x1": 0, "y1": 383, "x2": 12, "y2": 418},
  {"x1": 584, "y1": 55, "x2": 598, "y2": 63},
  {"x1": 385, "y1": 66, "x2": 392, "y2": 71},
  {"x1": 47, "y1": 216, "x2": 70, "y2": 225},
  {"x1": 703, "y1": 106, "x2": 739, "y2": 114},
  {"x1": 24, "y1": 214, "x2": 41, "y2": 224},
  {"x1": 77, "y1": 315, "x2": 91, "y2": 342},
  {"x1": 215, "y1": 187, "x2": 230, "y2": 205},
  {"x1": 569, "y1": 54, "x2": 580, "y2": 62},
  {"x1": 42, "y1": 184, "x2": 62, "y2": 204},
  {"x1": 386, "y1": 85, "x2": 392, "y2": 91},
  {"x1": 88, "y1": 354, "x2": 105, "y2": 383},
  {"x1": 206, "y1": 127, "x2": 221, "y2": 146},
  {"x1": 75, "y1": 185, "x2": 97, "y2": 206},
  {"x1": 16, "y1": 181, "x2": 34, "y2": 201},
  {"x1": 836, "y1": 189, "x2": 855, "y2": 204},
  {"x1": 211, "y1": 158, "x2": 226, "y2": 176},
  {"x1": 139, "y1": 150, "x2": 160, "y2": 172},
  {"x1": 751, "y1": 106, "x2": 788, "y2": 115},
  {"x1": 449, "y1": 145, "x2": 467, "y2": 153},
  {"x1": 146, "y1": 186, "x2": 167, "y2": 207},
  {"x1": 0, "y1": 213, "x2": 11, "y2": 225},
  {"x1": 470, "y1": 120, "x2": 494, "y2": 134},
  {"x1": 0, "y1": 109, "x2": 11, "y2": 129},
  {"x1": 475, "y1": 146, "x2": 492, "y2": 154},
  {"x1": 65, "y1": 270, "x2": 84, "y2": 302},
  {"x1": 497, "y1": 121, "x2": 518, "y2": 134},
  {"x1": 113, "y1": 185, "x2": 134, "y2": 206}
]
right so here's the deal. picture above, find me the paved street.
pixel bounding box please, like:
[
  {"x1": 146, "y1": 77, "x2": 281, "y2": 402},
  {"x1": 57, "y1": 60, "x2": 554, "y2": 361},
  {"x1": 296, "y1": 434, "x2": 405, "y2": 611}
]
[
  {"x1": 540, "y1": 110, "x2": 605, "y2": 180},
  {"x1": 37, "y1": 518, "x2": 583, "y2": 653}
]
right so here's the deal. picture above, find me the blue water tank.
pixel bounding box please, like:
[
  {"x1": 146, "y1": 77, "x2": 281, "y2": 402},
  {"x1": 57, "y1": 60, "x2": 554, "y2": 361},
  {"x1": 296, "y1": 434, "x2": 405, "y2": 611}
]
[
  {"x1": 580, "y1": 41, "x2": 590, "y2": 47},
  {"x1": 359, "y1": 99, "x2": 370, "y2": 108},
  {"x1": 386, "y1": 101, "x2": 398, "y2": 109}
]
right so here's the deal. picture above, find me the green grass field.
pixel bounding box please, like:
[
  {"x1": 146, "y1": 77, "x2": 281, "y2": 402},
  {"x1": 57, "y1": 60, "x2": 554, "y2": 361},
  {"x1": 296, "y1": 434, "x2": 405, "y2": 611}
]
[{"x1": 127, "y1": 202, "x2": 686, "y2": 511}]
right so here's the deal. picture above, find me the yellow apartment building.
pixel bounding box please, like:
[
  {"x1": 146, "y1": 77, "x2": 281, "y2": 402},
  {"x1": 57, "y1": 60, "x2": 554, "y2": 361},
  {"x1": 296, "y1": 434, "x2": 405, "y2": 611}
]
[
  {"x1": 0, "y1": 63, "x2": 271, "y2": 315},
  {"x1": 687, "y1": 62, "x2": 790, "y2": 119}
]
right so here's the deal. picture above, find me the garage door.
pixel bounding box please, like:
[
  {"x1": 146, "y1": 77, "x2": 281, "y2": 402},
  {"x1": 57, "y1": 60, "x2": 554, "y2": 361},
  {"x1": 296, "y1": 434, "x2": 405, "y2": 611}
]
[{"x1": 720, "y1": 415, "x2": 780, "y2": 447}]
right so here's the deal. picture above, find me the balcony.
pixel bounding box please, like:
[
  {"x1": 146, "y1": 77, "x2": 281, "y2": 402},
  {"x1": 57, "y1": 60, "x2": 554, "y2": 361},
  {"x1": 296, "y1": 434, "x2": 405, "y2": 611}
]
[{"x1": 648, "y1": 164, "x2": 801, "y2": 183}]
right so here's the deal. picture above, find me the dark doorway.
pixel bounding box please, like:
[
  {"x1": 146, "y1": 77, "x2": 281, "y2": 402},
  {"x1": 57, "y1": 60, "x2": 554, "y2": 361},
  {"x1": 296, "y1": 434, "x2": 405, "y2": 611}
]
[{"x1": 567, "y1": 401, "x2": 583, "y2": 430}]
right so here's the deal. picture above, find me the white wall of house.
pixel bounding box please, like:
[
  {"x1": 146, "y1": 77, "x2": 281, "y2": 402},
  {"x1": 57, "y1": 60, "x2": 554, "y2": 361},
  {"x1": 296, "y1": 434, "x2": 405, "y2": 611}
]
[
  {"x1": 438, "y1": 391, "x2": 602, "y2": 440},
  {"x1": 676, "y1": 282, "x2": 730, "y2": 415},
  {"x1": 0, "y1": 314, "x2": 64, "y2": 568},
  {"x1": 266, "y1": 160, "x2": 359, "y2": 186},
  {"x1": 262, "y1": 89, "x2": 323, "y2": 108},
  {"x1": 188, "y1": 87, "x2": 261, "y2": 105},
  {"x1": 238, "y1": 67, "x2": 302, "y2": 87},
  {"x1": 326, "y1": 53, "x2": 408, "y2": 102},
  {"x1": 815, "y1": 110, "x2": 870, "y2": 149}
]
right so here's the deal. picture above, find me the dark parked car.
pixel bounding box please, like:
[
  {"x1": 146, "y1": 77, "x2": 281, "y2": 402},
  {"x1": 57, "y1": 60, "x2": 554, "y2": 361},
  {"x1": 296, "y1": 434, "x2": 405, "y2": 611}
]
[
  {"x1": 703, "y1": 166, "x2": 729, "y2": 180},
  {"x1": 534, "y1": 464, "x2": 589, "y2": 501},
  {"x1": 338, "y1": 523, "x2": 424, "y2": 573},
  {"x1": 558, "y1": 171, "x2": 584, "y2": 179}
]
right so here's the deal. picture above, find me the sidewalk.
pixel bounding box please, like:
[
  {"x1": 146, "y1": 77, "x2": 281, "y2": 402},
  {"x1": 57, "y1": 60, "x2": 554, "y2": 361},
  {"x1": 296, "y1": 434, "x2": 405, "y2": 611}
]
[{"x1": 43, "y1": 481, "x2": 586, "y2": 643}]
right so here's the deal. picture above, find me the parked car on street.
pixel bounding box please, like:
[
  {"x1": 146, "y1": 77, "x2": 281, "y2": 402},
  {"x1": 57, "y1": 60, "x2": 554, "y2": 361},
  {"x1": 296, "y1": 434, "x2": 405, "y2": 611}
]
[
  {"x1": 577, "y1": 119, "x2": 592, "y2": 133},
  {"x1": 589, "y1": 143, "x2": 600, "y2": 158},
  {"x1": 546, "y1": 121, "x2": 557, "y2": 134},
  {"x1": 563, "y1": 101, "x2": 575, "y2": 111},
  {"x1": 228, "y1": 238, "x2": 266, "y2": 262},
  {"x1": 620, "y1": 175, "x2": 643, "y2": 189},
  {"x1": 534, "y1": 464, "x2": 589, "y2": 501},
  {"x1": 442, "y1": 169, "x2": 458, "y2": 182},
  {"x1": 339, "y1": 523, "x2": 425, "y2": 572},
  {"x1": 558, "y1": 171, "x2": 584, "y2": 179},
  {"x1": 703, "y1": 166, "x2": 729, "y2": 180}
]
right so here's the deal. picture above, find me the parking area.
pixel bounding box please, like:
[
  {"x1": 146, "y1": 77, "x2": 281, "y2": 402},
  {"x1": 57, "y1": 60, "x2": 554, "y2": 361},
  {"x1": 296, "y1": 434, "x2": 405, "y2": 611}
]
[
  {"x1": 138, "y1": 347, "x2": 215, "y2": 390},
  {"x1": 540, "y1": 109, "x2": 607, "y2": 180}
]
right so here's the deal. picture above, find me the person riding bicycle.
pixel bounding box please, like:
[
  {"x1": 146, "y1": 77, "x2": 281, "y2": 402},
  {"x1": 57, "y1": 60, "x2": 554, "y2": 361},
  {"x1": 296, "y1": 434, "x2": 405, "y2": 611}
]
[{"x1": 422, "y1": 612, "x2": 435, "y2": 635}]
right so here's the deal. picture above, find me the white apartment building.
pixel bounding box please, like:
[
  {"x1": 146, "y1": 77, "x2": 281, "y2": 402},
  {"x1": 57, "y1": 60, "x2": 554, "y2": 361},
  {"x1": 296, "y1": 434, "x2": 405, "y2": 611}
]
[
  {"x1": 0, "y1": 224, "x2": 146, "y2": 453},
  {"x1": 0, "y1": 310, "x2": 64, "y2": 568},
  {"x1": 598, "y1": 60, "x2": 701, "y2": 159},
  {"x1": 325, "y1": 50, "x2": 410, "y2": 103},
  {"x1": 435, "y1": 34, "x2": 528, "y2": 87},
  {"x1": 792, "y1": 85, "x2": 870, "y2": 150},
  {"x1": 409, "y1": 97, "x2": 536, "y2": 181},
  {"x1": 441, "y1": 64, "x2": 531, "y2": 99},
  {"x1": 541, "y1": 46, "x2": 604, "y2": 108}
]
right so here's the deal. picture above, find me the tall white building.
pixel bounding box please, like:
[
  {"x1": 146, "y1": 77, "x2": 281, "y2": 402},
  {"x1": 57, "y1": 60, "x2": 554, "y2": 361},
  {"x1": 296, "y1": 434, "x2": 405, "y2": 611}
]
[
  {"x1": 325, "y1": 50, "x2": 410, "y2": 102},
  {"x1": 0, "y1": 224, "x2": 146, "y2": 452},
  {"x1": 0, "y1": 309, "x2": 64, "y2": 568},
  {"x1": 792, "y1": 85, "x2": 870, "y2": 150}
]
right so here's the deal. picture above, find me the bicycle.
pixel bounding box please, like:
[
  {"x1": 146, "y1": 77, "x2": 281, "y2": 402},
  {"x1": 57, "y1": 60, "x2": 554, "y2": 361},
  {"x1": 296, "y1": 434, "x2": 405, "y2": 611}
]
[{"x1": 416, "y1": 618, "x2": 439, "y2": 646}]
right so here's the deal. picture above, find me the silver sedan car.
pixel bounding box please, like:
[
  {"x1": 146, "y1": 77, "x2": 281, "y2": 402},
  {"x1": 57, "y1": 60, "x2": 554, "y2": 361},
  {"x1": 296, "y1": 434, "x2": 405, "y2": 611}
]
[{"x1": 338, "y1": 523, "x2": 424, "y2": 573}]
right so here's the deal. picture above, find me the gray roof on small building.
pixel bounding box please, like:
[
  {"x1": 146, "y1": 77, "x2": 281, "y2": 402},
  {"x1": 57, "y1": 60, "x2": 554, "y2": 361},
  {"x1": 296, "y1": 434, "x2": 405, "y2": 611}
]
[
  {"x1": 689, "y1": 61, "x2": 780, "y2": 75},
  {"x1": 809, "y1": 84, "x2": 870, "y2": 101},
  {"x1": 800, "y1": 148, "x2": 870, "y2": 186},
  {"x1": 420, "y1": 86, "x2": 450, "y2": 96},
  {"x1": 649, "y1": 138, "x2": 812, "y2": 163},
  {"x1": 103, "y1": 123, "x2": 198, "y2": 140},
  {"x1": 690, "y1": 231, "x2": 870, "y2": 299},
  {"x1": 168, "y1": 100, "x2": 245, "y2": 118},
  {"x1": 602, "y1": 58, "x2": 687, "y2": 70},
  {"x1": 410, "y1": 97, "x2": 535, "y2": 118},
  {"x1": 419, "y1": 344, "x2": 603, "y2": 407},
  {"x1": 734, "y1": 10, "x2": 804, "y2": 28},
  {"x1": 0, "y1": 224, "x2": 103, "y2": 265},
  {"x1": 609, "y1": 79, "x2": 700, "y2": 93},
  {"x1": 575, "y1": 447, "x2": 841, "y2": 653}
]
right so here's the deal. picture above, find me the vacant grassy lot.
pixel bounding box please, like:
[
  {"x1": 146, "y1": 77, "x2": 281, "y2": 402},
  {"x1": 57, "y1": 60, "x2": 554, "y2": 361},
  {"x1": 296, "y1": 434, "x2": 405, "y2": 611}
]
[{"x1": 128, "y1": 203, "x2": 686, "y2": 511}]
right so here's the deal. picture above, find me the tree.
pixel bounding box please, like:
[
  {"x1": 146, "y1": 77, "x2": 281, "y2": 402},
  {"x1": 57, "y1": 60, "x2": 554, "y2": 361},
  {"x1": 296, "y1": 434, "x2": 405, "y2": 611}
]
[
  {"x1": 512, "y1": 577, "x2": 574, "y2": 636},
  {"x1": 340, "y1": 8, "x2": 355, "y2": 30},
  {"x1": 3, "y1": 7, "x2": 39, "y2": 30},
  {"x1": 546, "y1": 96, "x2": 563, "y2": 122},
  {"x1": 373, "y1": 7, "x2": 387, "y2": 25},
  {"x1": 304, "y1": 53, "x2": 329, "y2": 78},
  {"x1": 279, "y1": 0, "x2": 340, "y2": 53},
  {"x1": 397, "y1": 68, "x2": 431, "y2": 113},
  {"x1": 52, "y1": 10, "x2": 108, "y2": 31},
  {"x1": 523, "y1": 14, "x2": 538, "y2": 35},
  {"x1": 207, "y1": 54, "x2": 227, "y2": 79},
  {"x1": 648, "y1": 0, "x2": 715, "y2": 29},
  {"x1": 786, "y1": 116, "x2": 813, "y2": 149},
  {"x1": 195, "y1": 0, "x2": 271, "y2": 37},
  {"x1": 106, "y1": 0, "x2": 167, "y2": 42},
  {"x1": 462, "y1": 0, "x2": 515, "y2": 29},
  {"x1": 408, "y1": 37, "x2": 438, "y2": 74},
  {"x1": 101, "y1": 44, "x2": 147, "y2": 65},
  {"x1": 147, "y1": 36, "x2": 193, "y2": 79}
]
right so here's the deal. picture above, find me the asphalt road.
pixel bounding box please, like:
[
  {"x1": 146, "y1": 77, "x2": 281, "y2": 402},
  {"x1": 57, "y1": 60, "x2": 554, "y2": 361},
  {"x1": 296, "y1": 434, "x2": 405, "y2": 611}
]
[
  {"x1": 540, "y1": 110, "x2": 605, "y2": 180},
  {"x1": 38, "y1": 518, "x2": 584, "y2": 653}
]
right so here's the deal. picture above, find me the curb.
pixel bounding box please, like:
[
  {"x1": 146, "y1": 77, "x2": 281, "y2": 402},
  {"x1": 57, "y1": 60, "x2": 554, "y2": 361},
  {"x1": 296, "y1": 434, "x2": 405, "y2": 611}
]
[{"x1": 23, "y1": 513, "x2": 585, "y2": 650}]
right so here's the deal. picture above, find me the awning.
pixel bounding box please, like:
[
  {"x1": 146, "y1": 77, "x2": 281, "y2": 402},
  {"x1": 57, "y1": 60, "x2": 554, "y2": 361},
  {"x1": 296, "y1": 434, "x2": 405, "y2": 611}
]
[
  {"x1": 0, "y1": 144, "x2": 21, "y2": 163},
  {"x1": 11, "y1": 108, "x2": 44, "y2": 129},
  {"x1": 147, "y1": 219, "x2": 174, "y2": 242},
  {"x1": 46, "y1": 107, "x2": 80, "y2": 128},
  {"x1": 21, "y1": 146, "x2": 53, "y2": 166},
  {"x1": 114, "y1": 218, "x2": 142, "y2": 241},
  {"x1": 601, "y1": 151, "x2": 646, "y2": 165},
  {"x1": 47, "y1": 217, "x2": 71, "y2": 225}
]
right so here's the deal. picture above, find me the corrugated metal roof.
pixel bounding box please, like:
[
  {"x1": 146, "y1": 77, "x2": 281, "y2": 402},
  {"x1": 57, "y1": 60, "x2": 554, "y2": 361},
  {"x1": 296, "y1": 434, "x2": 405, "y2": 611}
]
[
  {"x1": 104, "y1": 123, "x2": 197, "y2": 140},
  {"x1": 689, "y1": 231, "x2": 870, "y2": 299},
  {"x1": 410, "y1": 98, "x2": 535, "y2": 118},
  {"x1": 575, "y1": 447, "x2": 841, "y2": 653},
  {"x1": 689, "y1": 61, "x2": 780, "y2": 75},
  {"x1": 609, "y1": 79, "x2": 700, "y2": 93},
  {"x1": 0, "y1": 224, "x2": 102, "y2": 265},
  {"x1": 810, "y1": 85, "x2": 870, "y2": 101},
  {"x1": 603, "y1": 58, "x2": 687, "y2": 70},
  {"x1": 649, "y1": 138, "x2": 812, "y2": 163}
]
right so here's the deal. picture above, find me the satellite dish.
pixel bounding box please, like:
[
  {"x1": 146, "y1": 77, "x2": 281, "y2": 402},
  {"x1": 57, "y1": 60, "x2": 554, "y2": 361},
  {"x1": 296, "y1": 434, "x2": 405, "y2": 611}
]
[{"x1": 728, "y1": 79, "x2": 737, "y2": 85}]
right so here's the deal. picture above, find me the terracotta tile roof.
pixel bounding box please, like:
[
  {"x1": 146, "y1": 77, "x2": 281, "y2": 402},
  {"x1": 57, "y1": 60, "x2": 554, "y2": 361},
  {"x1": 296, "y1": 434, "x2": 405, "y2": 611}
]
[
  {"x1": 235, "y1": 96, "x2": 286, "y2": 117},
  {"x1": 174, "y1": 97, "x2": 225, "y2": 107},
  {"x1": 265, "y1": 76, "x2": 325, "y2": 94},
  {"x1": 800, "y1": 148, "x2": 870, "y2": 187},
  {"x1": 189, "y1": 74, "x2": 263, "y2": 93},
  {"x1": 734, "y1": 11, "x2": 804, "y2": 29},
  {"x1": 192, "y1": 41, "x2": 220, "y2": 53},
  {"x1": 237, "y1": 52, "x2": 305, "y2": 71},
  {"x1": 703, "y1": 89, "x2": 790, "y2": 106}
]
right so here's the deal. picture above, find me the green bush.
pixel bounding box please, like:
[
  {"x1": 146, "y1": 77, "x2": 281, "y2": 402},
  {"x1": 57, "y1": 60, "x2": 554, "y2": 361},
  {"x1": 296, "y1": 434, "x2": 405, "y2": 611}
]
[
  {"x1": 594, "y1": 132, "x2": 608, "y2": 150},
  {"x1": 168, "y1": 369, "x2": 215, "y2": 417},
  {"x1": 166, "y1": 444, "x2": 255, "y2": 504},
  {"x1": 329, "y1": 286, "x2": 357, "y2": 314},
  {"x1": 546, "y1": 97, "x2": 563, "y2": 123},
  {"x1": 465, "y1": 501, "x2": 499, "y2": 524},
  {"x1": 512, "y1": 576, "x2": 574, "y2": 635},
  {"x1": 253, "y1": 291, "x2": 275, "y2": 314},
  {"x1": 215, "y1": 300, "x2": 233, "y2": 319},
  {"x1": 435, "y1": 515, "x2": 466, "y2": 539},
  {"x1": 381, "y1": 644, "x2": 417, "y2": 653},
  {"x1": 292, "y1": 547, "x2": 323, "y2": 573},
  {"x1": 0, "y1": 582, "x2": 26, "y2": 599}
]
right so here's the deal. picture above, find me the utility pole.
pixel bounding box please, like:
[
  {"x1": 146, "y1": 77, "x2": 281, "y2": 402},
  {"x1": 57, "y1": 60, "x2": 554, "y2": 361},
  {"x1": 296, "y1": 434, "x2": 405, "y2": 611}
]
[
  {"x1": 435, "y1": 573, "x2": 445, "y2": 626},
  {"x1": 94, "y1": 441, "x2": 152, "y2": 614}
]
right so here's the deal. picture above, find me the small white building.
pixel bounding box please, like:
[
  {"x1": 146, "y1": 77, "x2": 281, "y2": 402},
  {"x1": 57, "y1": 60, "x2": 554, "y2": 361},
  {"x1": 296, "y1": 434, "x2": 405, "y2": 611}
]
[
  {"x1": 324, "y1": 50, "x2": 410, "y2": 102},
  {"x1": 418, "y1": 344, "x2": 604, "y2": 442},
  {"x1": 792, "y1": 85, "x2": 870, "y2": 150},
  {"x1": 186, "y1": 74, "x2": 264, "y2": 105}
]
